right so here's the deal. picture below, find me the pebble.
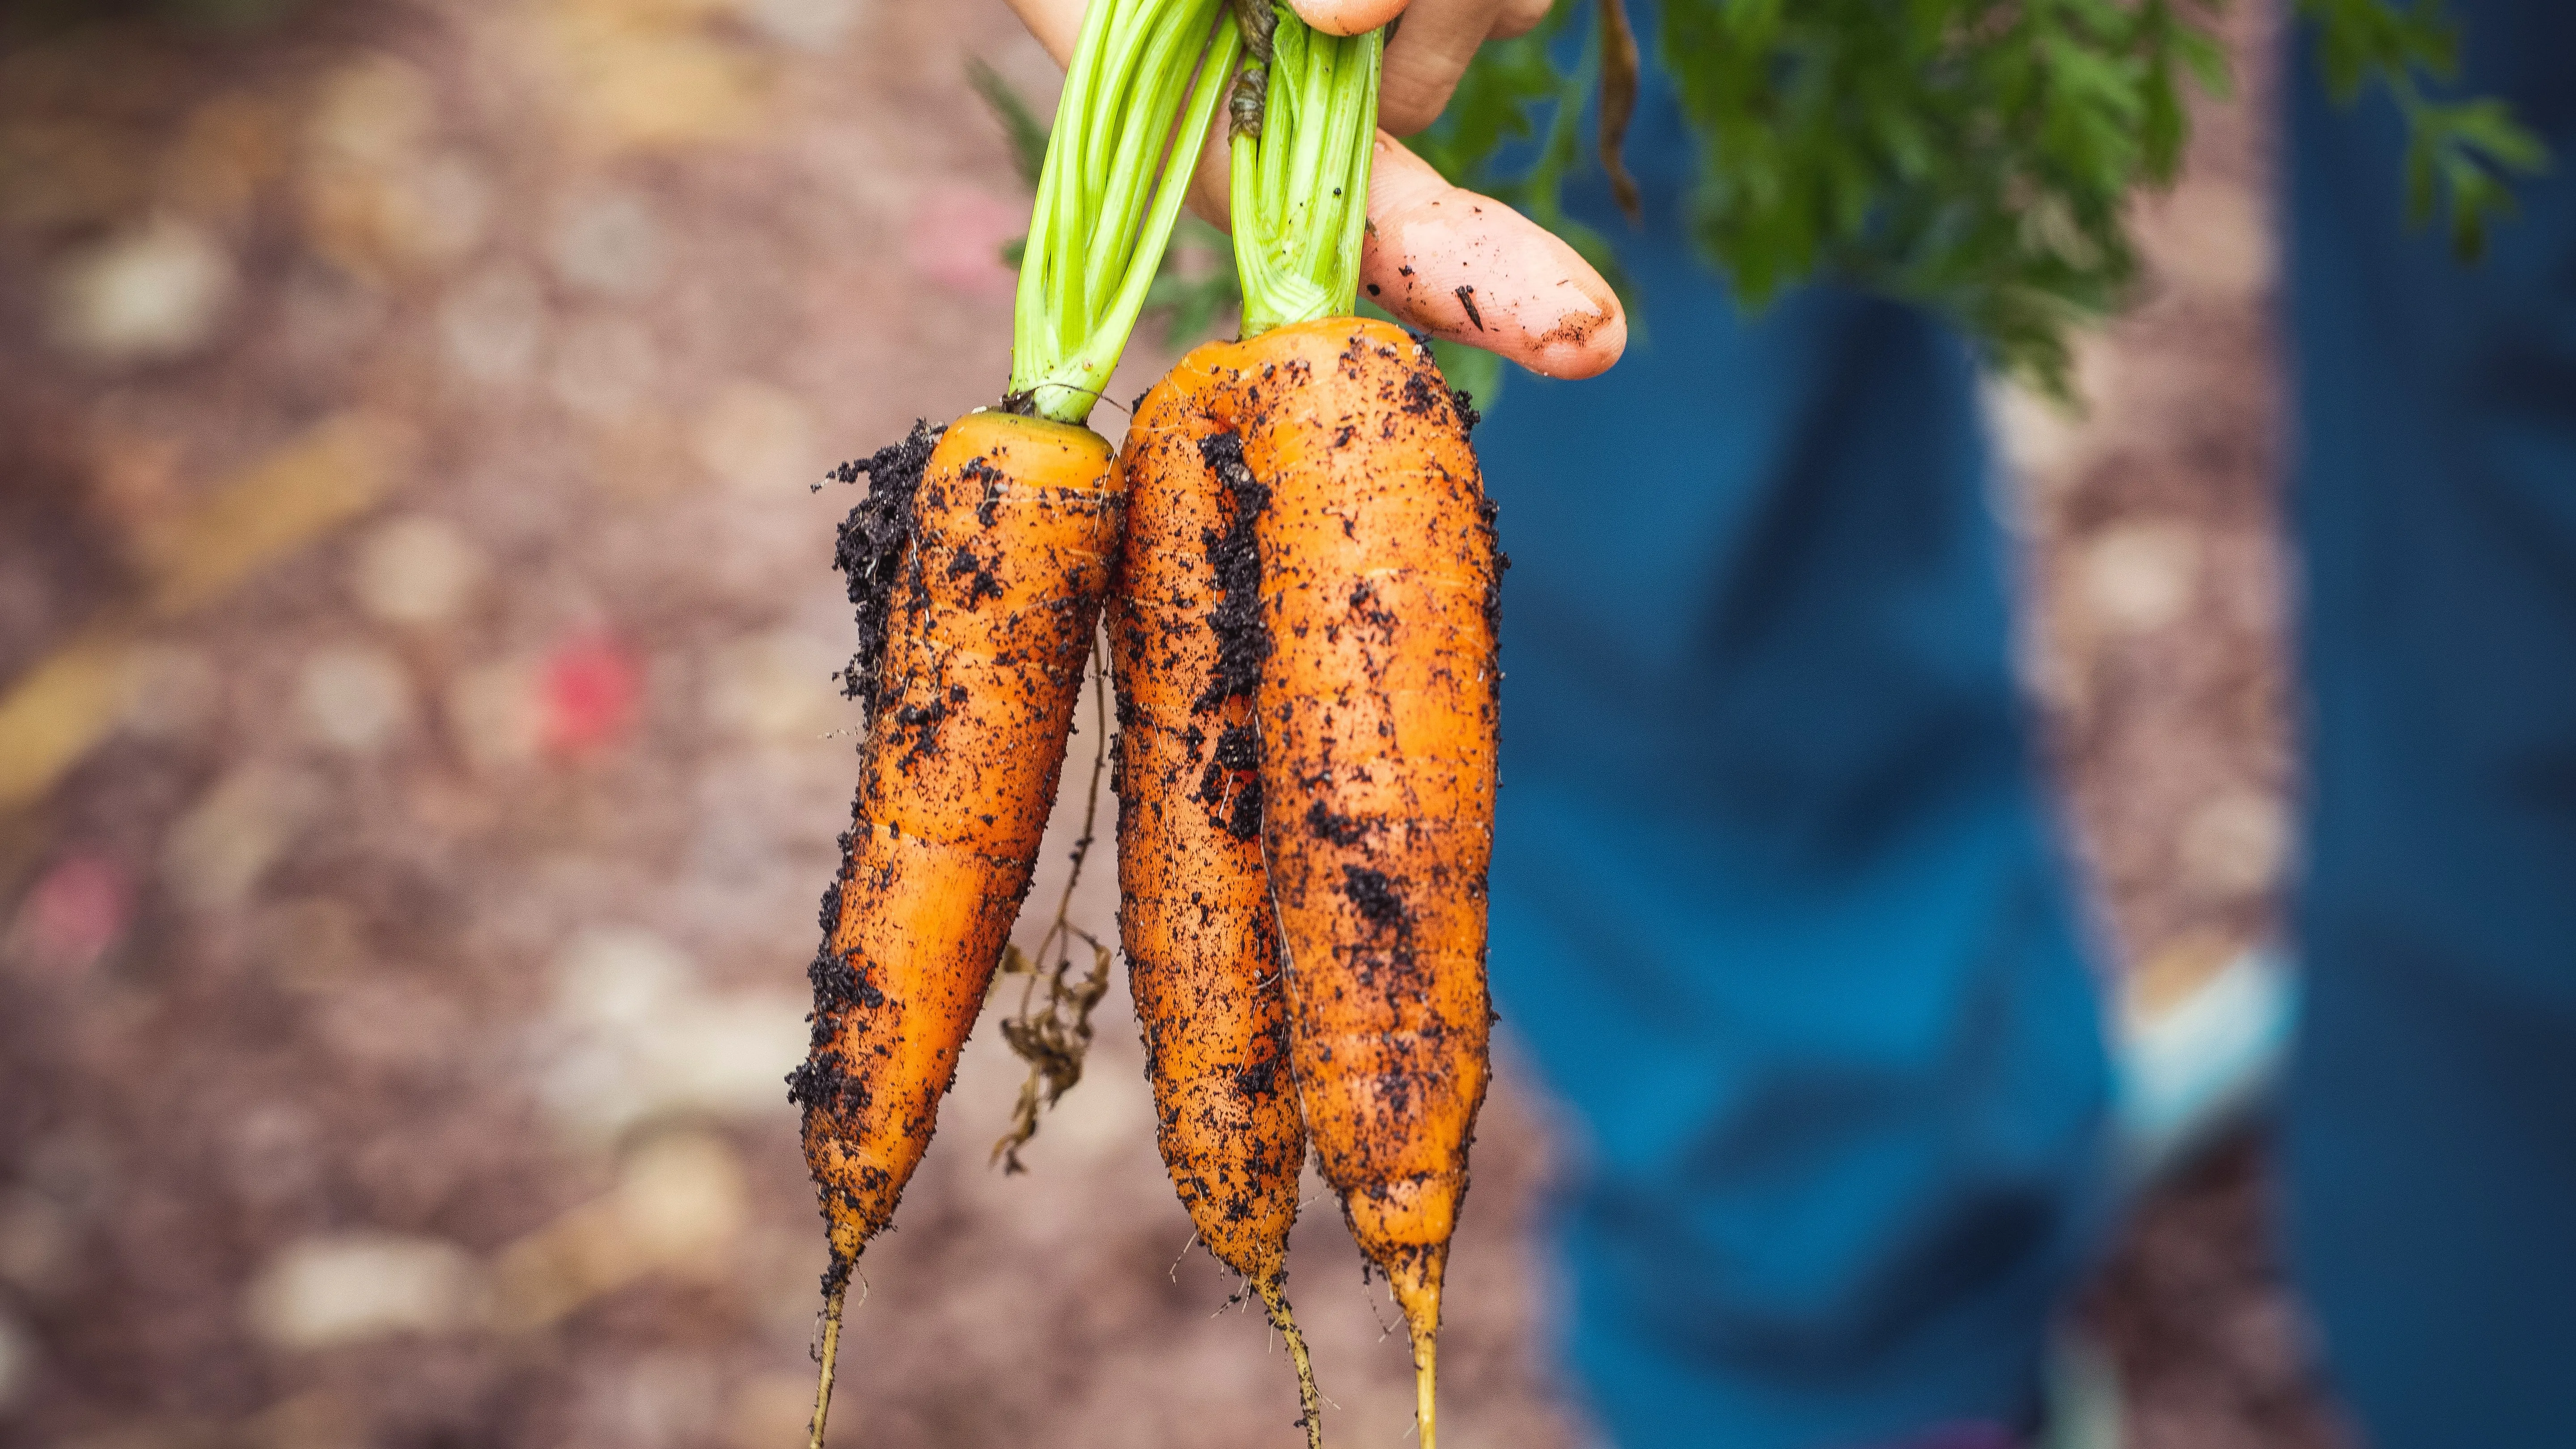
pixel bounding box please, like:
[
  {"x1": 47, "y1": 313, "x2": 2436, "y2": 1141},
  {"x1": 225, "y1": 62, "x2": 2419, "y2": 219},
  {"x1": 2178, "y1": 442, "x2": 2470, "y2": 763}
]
[
  {"x1": 703, "y1": 629, "x2": 846, "y2": 745},
  {"x1": 1985, "y1": 377, "x2": 2088, "y2": 485},
  {"x1": 612, "y1": 1133, "x2": 748, "y2": 1267},
  {"x1": 306, "y1": 54, "x2": 436, "y2": 168},
  {"x1": 253, "y1": 896, "x2": 372, "y2": 992},
  {"x1": 741, "y1": 0, "x2": 861, "y2": 52},
  {"x1": 2152, "y1": 185, "x2": 2274, "y2": 302},
  {"x1": 550, "y1": 314, "x2": 659, "y2": 419},
  {"x1": 161, "y1": 92, "x2": 287, "y2": 229},
  {"x1": 297, "y1": 644, "x2": 414, "y2": 754},
  {"x1": 243, "y1": 1231, "x2": 486, "y2": 1349},
  {"x1": 117, "y1": 644, "x2": 221, "y2": 741},
  {"x1": 438, "y1": 264, "x2": 547, "y2": 385},
  {"x1": 350, "y1": 514, "x2": 486, "y2": 626},
  {"x1": 487, "y1": 1132, "x2": 750, "y2": 1332},
  {"x1": 240, "y1": 1391, "x2": 361, "y2": 1449},
  {"x1": 534, "y1": 928, "x2": 806, "y2": 1141},
  {"x1": 577, "y1": 1351, "x2": 725, "y2": 1449},
  {"x1": 550, "y1": 191, "x2": 665, "y2": 297},
  {"x1": 320, "y1": 983, "x2": 466, "y2": 1069},
  {"x1": 277, "y1": 263, "x2": 389, "y2": 364},
  {"x1": 444, "y1": 657, "x2": 544, "y2": 772},
  {"x1": 47, "y1": 219, "x2": 237, "y2": 365},
  {"x1": 407, "y1": 153, "x2": 495, "y2": 264},
  {"x1": 550, "y1": 926, "x2": 697, "y2": 1031},
  {"x1": 690, "y1": 381, "x2": 817, "y2": 492},
  {"x1": 161, "y1": 767, "x2": 322, "y2": 912},
  {"x1": 537, "y1": 0, "x2": 771, "y2": 153},
  {"x1": 2080, "y1": 521, "x2": 2200, "y2": 635}
]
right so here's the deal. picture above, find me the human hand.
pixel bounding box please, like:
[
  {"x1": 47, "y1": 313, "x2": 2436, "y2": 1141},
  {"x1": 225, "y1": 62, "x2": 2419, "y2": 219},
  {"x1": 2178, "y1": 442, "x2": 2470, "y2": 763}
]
[{"x1": 1002, "y1": 0, "x2": 1624, "y2": 379}]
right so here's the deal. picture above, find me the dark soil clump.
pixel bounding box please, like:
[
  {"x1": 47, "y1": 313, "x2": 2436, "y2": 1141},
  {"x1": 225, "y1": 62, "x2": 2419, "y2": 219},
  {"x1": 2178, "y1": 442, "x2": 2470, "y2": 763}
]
[
  {"x1": 830, "y1": 419, "x2": 942, "y2": 718},
  {"x1": 1195, "y1": 432, "x2": 1271, "y2": 713},
  {"x1": 1340, "y1": 864, "x2": 1411, "y2": 935}
]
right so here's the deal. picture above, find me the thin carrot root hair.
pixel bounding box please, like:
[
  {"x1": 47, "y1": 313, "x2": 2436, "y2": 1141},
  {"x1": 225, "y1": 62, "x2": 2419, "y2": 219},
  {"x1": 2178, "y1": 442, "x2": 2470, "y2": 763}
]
[
  {"x1": 1257, "y1": 1278, "x2": 1326, "y2": 1449},
  {"x1": 806, "y1": 1272, "x2": 849, "y2": 1449},
  {"x1": 991, "y1": 640, "x2": 1119, "y2": 1173}
]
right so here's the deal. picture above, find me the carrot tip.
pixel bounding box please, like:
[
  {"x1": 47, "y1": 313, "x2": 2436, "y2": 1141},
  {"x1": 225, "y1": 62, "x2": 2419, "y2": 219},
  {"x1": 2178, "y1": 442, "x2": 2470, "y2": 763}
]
[{"x1": 807, "y1": 1272, "x2": 850, "y2": 1449}]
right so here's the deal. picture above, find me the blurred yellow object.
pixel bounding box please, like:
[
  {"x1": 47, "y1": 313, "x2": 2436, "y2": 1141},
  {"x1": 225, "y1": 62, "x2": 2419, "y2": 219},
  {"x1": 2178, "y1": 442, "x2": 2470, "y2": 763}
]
[
  {"x1": 136, "y1": 412, "x2": 401, "y2": 618},
  {"x1": 0, "y1": 635, "x2": 130, "y2": 817},
  {"x1": 0, "y1": 412, "x2": 402, "y2": 814},
  {"x1": 530, "y1": 0, "x2": 774, "y2": 153},
  {"x1": 298, "y1": 55, "x2": 492, "y2": 280},
  {"x1": 487, "y1": 1132, "x2": 749, "y2": 1332}
]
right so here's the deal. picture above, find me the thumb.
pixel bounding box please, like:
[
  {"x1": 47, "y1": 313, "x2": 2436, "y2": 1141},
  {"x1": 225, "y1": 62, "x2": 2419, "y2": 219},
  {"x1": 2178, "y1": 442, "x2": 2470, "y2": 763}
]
[{"x1": 1288, "y1": 0, "x2": 1411, "y2": 37}]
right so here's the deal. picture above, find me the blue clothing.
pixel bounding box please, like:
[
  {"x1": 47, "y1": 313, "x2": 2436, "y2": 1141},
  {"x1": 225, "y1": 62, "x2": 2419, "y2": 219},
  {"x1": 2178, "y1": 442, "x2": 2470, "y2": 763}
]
[
  {"x1": 2282, "y1": 4, "x2": 2576, "y2": 1444},
  {"x1": 1481, "y1": 4, "x2": 2576, "y2": 1446},
  {"x1": 1476, "y1": 44, "x2": 2112, "y2": 1449}
]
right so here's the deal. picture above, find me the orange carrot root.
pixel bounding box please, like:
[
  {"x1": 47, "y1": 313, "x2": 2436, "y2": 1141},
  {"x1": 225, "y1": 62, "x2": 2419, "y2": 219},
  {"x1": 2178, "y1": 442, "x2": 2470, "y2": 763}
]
[
  {"x1": 792, "y1": 410, "x2": 1121, "y2": 1429},
  {"x1": 1113, "y1": 356, "x2": 1326, "y2": 1449}
]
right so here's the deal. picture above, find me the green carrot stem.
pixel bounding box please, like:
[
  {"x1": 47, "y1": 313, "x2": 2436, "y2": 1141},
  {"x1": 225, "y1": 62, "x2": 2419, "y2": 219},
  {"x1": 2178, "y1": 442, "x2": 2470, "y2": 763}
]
[
  {"x1": 1231, "y1": 5, "x2": 1381, "y2": 338},
  {"x1": 1010, "y1": 0, "x2": 1239, "y2": 425}
]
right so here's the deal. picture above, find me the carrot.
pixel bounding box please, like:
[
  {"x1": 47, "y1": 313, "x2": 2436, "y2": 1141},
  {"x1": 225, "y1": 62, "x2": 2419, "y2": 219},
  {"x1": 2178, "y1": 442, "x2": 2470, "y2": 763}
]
[
  {"x1": 1184, "y1": 14, "x2": 1503, "y2": 1445},
  {"x1": 789, "y1": 4, "x2": 1241, "y2": 1444},
  {"x1": 1109, "y1": 356, "x2": 1324, "y2": 1447},
  {"x1": 1220, "y1": 314, "x2": 1496, "y2": 1449},
  {"x1": 791, "y1": 410, "x2": 1119, "y2": 1436}
]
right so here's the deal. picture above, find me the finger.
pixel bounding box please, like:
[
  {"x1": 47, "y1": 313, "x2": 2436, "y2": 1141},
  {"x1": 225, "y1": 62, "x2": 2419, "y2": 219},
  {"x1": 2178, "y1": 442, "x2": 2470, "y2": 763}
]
[
  {"x1": 1290, "y1": 0, "x2": 1411, "y2": 36},
  {"x1": 1359, "y1": 134, "x2": 1625, "y2": 378},
  {"x1": 1376, "y1": 0, "x2": 1501, "y2": 136},
  {"x1": 1185, "y1": 105, "x2": 1234, "y2": 232},
  {"x1": 1489, "y1": 0, "x2": 1552, "y2": 38}
]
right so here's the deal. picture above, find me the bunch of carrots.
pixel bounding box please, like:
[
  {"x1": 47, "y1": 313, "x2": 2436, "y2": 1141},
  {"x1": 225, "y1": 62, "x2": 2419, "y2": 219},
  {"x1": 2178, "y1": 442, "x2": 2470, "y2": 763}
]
[{"x1": 788, "y1": 0, "x2": 1620, "y2": 1444}]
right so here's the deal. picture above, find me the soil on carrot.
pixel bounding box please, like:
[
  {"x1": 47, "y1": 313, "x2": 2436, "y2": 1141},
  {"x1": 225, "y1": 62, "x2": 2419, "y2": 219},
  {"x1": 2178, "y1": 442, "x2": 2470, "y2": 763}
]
[
  {"x1": 831, "y1": 420, "x2": 943, "y2": 714},
  {"x1": 1194, "y1": 432, "x2": 1271, "y2": 711}
]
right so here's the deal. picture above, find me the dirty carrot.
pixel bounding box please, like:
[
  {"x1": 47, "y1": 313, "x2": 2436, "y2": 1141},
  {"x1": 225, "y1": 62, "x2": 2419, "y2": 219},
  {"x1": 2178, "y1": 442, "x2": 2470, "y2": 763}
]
[
  {"x1": 788, "y1": 3, "x2": 1239, "y2": 1444},
  {"x1": 1230, "y1": 314, "x2": 1496, "y2": 1449},
  {"x1": 1177, "y1": 12, "x2": 1504, "y2": 1446},
  {"x1": 1109, "y1": 357, "x2": 1324, "y2": 1447}
]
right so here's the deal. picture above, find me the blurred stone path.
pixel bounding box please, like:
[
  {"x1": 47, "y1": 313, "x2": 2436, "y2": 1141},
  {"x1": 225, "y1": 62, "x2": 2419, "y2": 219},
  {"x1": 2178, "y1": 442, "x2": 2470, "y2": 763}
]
[{"x1": 0, "y1": 2, "x2": 2341, "y2": 1448}]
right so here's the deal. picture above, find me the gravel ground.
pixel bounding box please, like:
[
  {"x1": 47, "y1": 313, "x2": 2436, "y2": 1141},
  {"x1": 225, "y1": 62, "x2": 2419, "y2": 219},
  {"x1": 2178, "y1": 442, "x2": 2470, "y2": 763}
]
[{"x1": 0, "y1": 2, "x2": 2354, "y2": 1446}]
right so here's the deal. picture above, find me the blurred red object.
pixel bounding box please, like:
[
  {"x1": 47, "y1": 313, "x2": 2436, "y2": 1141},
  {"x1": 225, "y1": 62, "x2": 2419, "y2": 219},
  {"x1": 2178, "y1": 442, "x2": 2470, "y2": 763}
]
[
  {"x1": 13, "y1": 854, "x2": 132, "y2": 975},
  {"x1": 540, "y1": 635, "x2": 642, "y2": 758}
]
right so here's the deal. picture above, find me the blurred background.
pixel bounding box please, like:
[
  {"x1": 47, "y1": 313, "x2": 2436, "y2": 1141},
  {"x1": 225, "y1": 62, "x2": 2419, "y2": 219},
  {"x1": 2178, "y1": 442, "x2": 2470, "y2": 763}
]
[{"x1": 0, "y1": 0, "x2": 2340, "y2": 1445}]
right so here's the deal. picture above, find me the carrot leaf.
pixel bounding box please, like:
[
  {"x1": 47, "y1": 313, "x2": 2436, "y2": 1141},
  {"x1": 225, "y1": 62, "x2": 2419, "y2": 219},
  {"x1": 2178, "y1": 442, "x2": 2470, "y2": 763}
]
[
  {"x1": 1007, "y1": 0, "x2": 1241, "y2": 424},
  {"x1": 1229, "y1": 7, "x2": 1382, "y2": 337}
]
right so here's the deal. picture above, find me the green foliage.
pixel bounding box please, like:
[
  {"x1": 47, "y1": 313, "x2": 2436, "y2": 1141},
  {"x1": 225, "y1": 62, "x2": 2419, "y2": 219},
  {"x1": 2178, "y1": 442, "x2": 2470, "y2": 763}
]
[
  {"x1": 1227, "y1": 11, "x2": 1383, "y2": 334},
  {"x1": 978, "y1": 65, "x2": 1249, "y2": 356},
  {"x1": 1006, "y1": 0, "x2": 1241, "y2": 422},
  {"x1": 2296, "y1": 0, "x2": 2547, "y2": 258},
  {"x1": 1422, "y1": 0, "x2": 2546, "y2": 398},
  {"x1": 967, "y1": 57, "x2": 1053, "y2": 192}
]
